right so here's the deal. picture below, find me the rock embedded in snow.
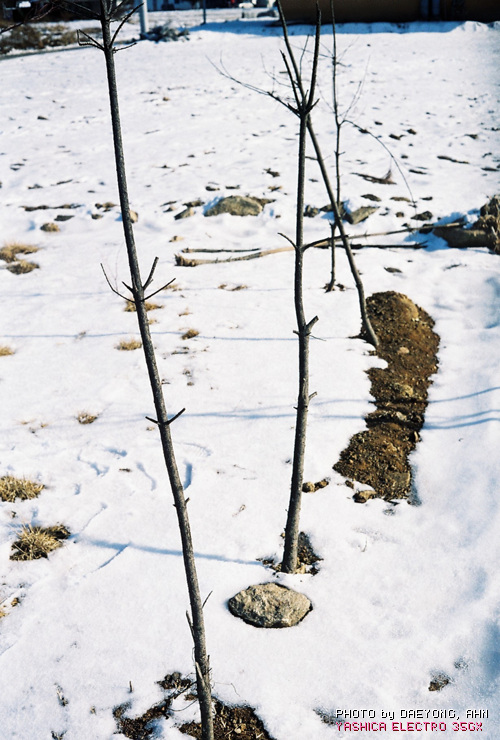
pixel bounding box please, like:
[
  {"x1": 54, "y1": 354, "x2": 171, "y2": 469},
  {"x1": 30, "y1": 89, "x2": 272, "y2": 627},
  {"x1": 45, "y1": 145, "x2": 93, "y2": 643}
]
[
  {"x1": 344, "y1": 205, "x2": 378, "y2": 225},
  {"x1": 205, "y1": 195, "x2": 265, "y2": 217},
  {"x1": 174, "y1": 206, "x2": 194, "y2": 220},
  {"x1": 228, "y1": 583, "x2": 312, "y2": 628}
]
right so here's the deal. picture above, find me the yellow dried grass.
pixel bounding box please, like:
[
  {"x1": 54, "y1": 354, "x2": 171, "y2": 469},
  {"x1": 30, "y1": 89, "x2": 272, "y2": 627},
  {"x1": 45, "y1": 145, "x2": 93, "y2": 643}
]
[
  {"x1": 7, "y1": 260, "x2": 39, "y2": 274},
  {"x1": 76, "y1": 411, "x2": 99, "y2": 425},
  {"x1": 181, "y1": 329, "x2": 199, "y2": 340},
  {"x1": 0, "y1": 476, "x2": 44, "y2": 502},
  {"x1": 124, "y1": 300, "x2": 162, "y2": 312},
  {"x1": 10, "y1": 524, "x2": 70, "y2": 561},
  {"x1": 116, "y1": 338, "x2": 142, "y2": 351},
  {"x1": 0, "y1": 242, "x2": 39, "y2": 263}
]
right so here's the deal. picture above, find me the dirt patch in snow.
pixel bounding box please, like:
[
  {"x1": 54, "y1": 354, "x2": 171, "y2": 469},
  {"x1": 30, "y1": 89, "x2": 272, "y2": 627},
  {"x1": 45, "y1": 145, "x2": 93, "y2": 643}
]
[
  {"x1": 179, "y1": 699, "x2": 275, "y2": 739},
  {"x1": 334, "y1": 291, "x2": 439, "y2": 502},
  {"x1": 114, "y1": 673, "x2": 275, "y2": 740}
]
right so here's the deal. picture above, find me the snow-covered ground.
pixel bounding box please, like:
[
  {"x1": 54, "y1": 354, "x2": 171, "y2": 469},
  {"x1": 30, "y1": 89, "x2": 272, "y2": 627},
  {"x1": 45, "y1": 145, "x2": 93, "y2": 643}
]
[{"x1": 0, "y1": 13, "x2": 499, "y2": 739}]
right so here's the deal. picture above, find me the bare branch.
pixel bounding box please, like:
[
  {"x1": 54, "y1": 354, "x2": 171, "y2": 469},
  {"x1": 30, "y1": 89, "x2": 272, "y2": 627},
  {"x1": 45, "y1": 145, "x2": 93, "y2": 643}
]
[
  {"x1": 345, "y1": 119, "x2": 416, "y2": 206},
  {"x1": 186, "y1": 611, "x2": 194, "y2": 638},
  {"x1": 101, "y1": 263, "x2": 130, "y2": 300},
  {"x1": 280, "y1": 51, "x2": 301, "y2": 112},
  {"x1": 144, "y1": 278, "x2": 176, "y2": 301},
  {"x1": 113, "y1": 41, "x2": 138, "y2": 53},
  {"x1": 111, "y1": 4, "x2": 142, "y2": 47},
  {"x1": 77, "y1": 29, "x2": 104, "y2": 50},
  {"x1": 180, "y1": 247, "x2": 260, "y2": 254},
  {"x1": 175, "y1": 246, "x2": 294, "y2": 266},
  {"x1": 121, "y1": 280, "x2": 134, "y2": 294},
  {"x1": 278, "y1": 232, "x2": 296, "y2": 248},
  {"x1": 306, "y1": 315, "x2": 319, "y2": 333},
  {"x1": 143, "y1": 257, "x2": 159, "y2": 291},
  {"x1": 165, "y1": 408, "x2": 186, "y2": 427},
  {"x1": 202, "y1": 591, "x2": 213, "y2": 609},
  {"x1": 61, "y1": 0, "x2": 100, "y2": 19},
  {"x1": 146, "y1": 408, "x2": 186, "y2": 426},
  {"x1": 306, "y1": 3, "x2": 322, "y2": 109}
]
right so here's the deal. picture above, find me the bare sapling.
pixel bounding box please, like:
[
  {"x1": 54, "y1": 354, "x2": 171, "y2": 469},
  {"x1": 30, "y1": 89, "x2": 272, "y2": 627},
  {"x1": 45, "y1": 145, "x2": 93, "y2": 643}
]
[
  {"x1": 325, "y1": 0, "x2": 341, "y2": 292},
  {"x1": 276, "y1": 0, "x2": 379, "y2": 349},
  {"x1": 79, "y1": 3, "x2": 213, "y2": 737},
  {"x1": 279, "y1": 9, "x2": 321, "y2": 575}
]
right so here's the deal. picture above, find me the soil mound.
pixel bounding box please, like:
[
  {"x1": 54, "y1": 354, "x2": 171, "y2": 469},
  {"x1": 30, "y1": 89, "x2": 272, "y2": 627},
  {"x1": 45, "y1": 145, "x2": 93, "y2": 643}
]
[{"x1": 334, "y1": 291, "x2": 439, "y2": 502}]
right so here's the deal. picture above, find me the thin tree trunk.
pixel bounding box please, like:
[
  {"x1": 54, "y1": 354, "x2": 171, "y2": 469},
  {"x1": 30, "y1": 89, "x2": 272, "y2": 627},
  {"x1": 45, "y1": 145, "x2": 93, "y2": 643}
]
[
  {"x1": 325, "y1": 0, "x2": 340, "y2": 293},
  {"x1": 98, "y1": 5, "x2": 213, "y2": 737},
  {"x1": 277, "y1": 0, "x2": 379, "y2": 349},
  {"x1": 281, "y1": 11, "x2": 320, "y2": 575}
]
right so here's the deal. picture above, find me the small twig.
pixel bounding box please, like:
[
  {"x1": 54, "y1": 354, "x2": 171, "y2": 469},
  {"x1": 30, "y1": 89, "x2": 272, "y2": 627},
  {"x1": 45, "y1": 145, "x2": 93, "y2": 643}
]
[
  {"x1": 77, "y1": 29, "x2": 104, "y2": 50},
  {"x1": 143, "y1": 256, "x2": 159, "y2": 291},
  {"x1": 346, "y1": 119, "x2": 416, "y2": 205},
  {"x1": 146, "y1": 408, "x2": 185, "y2": 427},
  {"x1": 61, "y1": 0, "x2": 100, "y2": 19},
  {"x1": 101, "y1": 263, "x2": 130, "y2": 300},
  {"x1": 278, "y1": 232, "x2": 296, "y2": 248},
  {"x1": 114, "y1": 41, "x2": 138, "y2": 53},
  {"x1": 121, "y1": 280, "x2": 134, "y2": 294},
  {"x1": 144, "y1": 278, "x2": 176, "y2": 301},
  {"x1": 186, "y1": 611, "x2": 194, "y2": 638},
  {"x1": 110, "y1": 4, "x2": 142, "y2": 47},
  {"x1": 165, "y1": 408, "x2": 186, "y2": 426},
  {"x1": 202, "y1": 591, "x2": 213, "y2": 609}
]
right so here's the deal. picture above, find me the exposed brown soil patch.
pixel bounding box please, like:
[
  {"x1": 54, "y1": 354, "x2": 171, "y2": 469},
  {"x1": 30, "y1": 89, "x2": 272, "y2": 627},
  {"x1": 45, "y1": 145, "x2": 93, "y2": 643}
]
[
  {"x1": 260, "y1": 531, "x2": 322, "y2": 574},
  {"x1": 334, "y1": 291, "x2": 439, "y2": 502},
  {"x1": 114, "y1": 673, "x2": 275, "y2": 740},
  {"x1": 179, "y1": 700, "x2": 275, "y2": 739}
]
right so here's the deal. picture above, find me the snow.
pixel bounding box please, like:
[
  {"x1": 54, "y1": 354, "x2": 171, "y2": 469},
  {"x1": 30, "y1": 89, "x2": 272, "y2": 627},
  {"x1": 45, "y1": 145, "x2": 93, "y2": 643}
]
[{"x1": 1, "y1": 11, "x2": 499, "y2": 739}]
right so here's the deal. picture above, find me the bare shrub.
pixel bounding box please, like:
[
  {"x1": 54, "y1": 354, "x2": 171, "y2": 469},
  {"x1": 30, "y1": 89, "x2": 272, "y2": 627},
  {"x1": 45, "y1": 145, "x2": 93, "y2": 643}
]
[{"x1": 0, "y1": 24, "x2": 79, "y2": 55}]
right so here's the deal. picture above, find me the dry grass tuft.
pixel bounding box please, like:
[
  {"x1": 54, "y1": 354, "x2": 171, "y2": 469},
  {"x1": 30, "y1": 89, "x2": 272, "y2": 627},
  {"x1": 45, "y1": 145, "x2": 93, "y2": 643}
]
[
  {"x1": 76, "y1": 411, "x2": 99, "y2": 425},
  {"x1": 6, "y1": 260, "x2": 39, "y2": 274},
  {"x1": 0, "y1": 242, "x2": 39, "y2": 263},
  {"x1": 0, "y1": 476, "x2": 44, "y2": 503},
  {"x1": 181, "y1": 328, "x2": 199, "y2": 340},
  {"x1": 10, "y1": 524, "x2": 70, "y2": 561},
  {"x1": 116, "y1": 338, "x2": 142, "y2": 351},
  {"x1": 124, "y1": 300, "x2": 162, "y2": 312},
  {"x1": 0, "y1": 345, "x2": 15, "y2": 356},
  {"x1": 40, "y1": 222, "x2": 60, "y2": 233}
]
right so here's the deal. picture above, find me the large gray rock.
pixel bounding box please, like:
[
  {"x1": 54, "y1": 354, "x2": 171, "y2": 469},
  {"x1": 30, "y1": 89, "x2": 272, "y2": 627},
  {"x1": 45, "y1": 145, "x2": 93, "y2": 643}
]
[
  {"x1": 433, "y1": 226, "x2": 497, "y2": 250},
  {"x1": 228, "y1": 583, "x2": 311, "y2": 628},
  {"x1": 205, "y1": 196, "x2": 266, "y2": 217},
  {"x1": 344, "y1": 205, "x2": 378, "y2": 225}
]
